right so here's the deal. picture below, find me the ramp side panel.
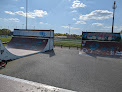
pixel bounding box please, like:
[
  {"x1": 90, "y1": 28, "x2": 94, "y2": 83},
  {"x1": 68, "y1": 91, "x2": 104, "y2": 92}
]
[
  {"x1": 13, "y1": 30, "x2": 54, "y2": 37},
  {"x1": 82, "y1": 32, "x2": 121, "y2": 41},
  {"x1": 41, "y1": 39, "x2": 50, "y2": 52},
  {"x1": 81, "y1": 41, "x2": 122, "y2": 57},
  {"x1": 41, "y1": 38, "x2": 54, "y2": 52},
  {"x1": 0, "y1": 40, "x2": 19, "y2": 61},
  {"x1": 49, "y1": 38, "x2": 54, "y2": 50}
]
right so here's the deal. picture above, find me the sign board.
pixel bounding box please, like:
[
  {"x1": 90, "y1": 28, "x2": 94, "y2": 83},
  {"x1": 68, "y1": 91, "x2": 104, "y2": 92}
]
[
  {"x1": 82, "y1": 32, "x2": 121, "y2": 41},
  {"x1": 13, "y1": 29, "x2": 54, "y2": 37}
]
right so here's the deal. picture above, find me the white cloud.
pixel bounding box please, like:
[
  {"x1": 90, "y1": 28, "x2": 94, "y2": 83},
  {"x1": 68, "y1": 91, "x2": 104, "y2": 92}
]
[
  {"x1": 20, "y1": 7, "x2": 24, "y2": 9},
  {"x1": 103, "y1": 26, "x2": 111, "y2": 29},
  {"x1": 4, "y1": 11, "x2": 15, "y2": 15},
  {"x1": 71, "y1": 0, "x2": 86, "y2": 8},
  {"x1": 5, "y1": 10, "x2": 48, "y2": 18},
  {"x1": 79, "y1": 10, "x2": 113, "y2": 20},
  {"x1": 75, "y1": 21, "x2": 86, "y2": 24},
  {"x1": 72, "y1": 18, "x2": 76, "y2": 21},
  {"x1": 62, "y1": 26, "x2": 80, "y2": 30},
  {"x1": 72, "y1": 10, "x2": 77, "y2": 13},
  {"x1": 99, "y1": 29, "x2": 111, "y2": 31},
  {"x1": 40, "y1": 22, "x2": 48, "y2": 25},
  {"x1": 15, "y1": 11, "x2": 26, "y2": 17},
  {"x1": 0, "y1": 18, "x2": 19, "y2": 22},
  {"x1": 100, "y1": 26, "x2": 122, "y2": 32},
  {"x1": 8, "y1": 18, "x2": 19, "y2": 22},
  {"x1": 119, "y1": 26, "x2": 122, "y2": 29},
  {"x1": 92, "y1": 23, "x2": 103, "y2": 26},
  {"x1": 72, "y1": 27, "x2": 80, "y2": 30},
  {"x1": 104, "y1": 26, "x2": 118, "y2": 29},
  {"x1": 62, "y1": 26, "x2": 69, "y2": 29},
  {"x1": 117, "y1": 26, "x2": 122, "y2": 31},
  {"x1": 100, "y1": 26, "x2": 118, "y2": 31},
  {"x1": 120, "y1": 26, "x2": 122, "y2": 28}
]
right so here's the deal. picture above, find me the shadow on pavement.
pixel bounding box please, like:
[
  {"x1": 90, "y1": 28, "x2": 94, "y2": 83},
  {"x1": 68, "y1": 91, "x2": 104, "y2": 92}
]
[
  {"x1": 86, "y1": 53, "x2": 121, "y2": 59},
  {"x1": 43, "y1": 49, "x2": 56, "y2": 57}
]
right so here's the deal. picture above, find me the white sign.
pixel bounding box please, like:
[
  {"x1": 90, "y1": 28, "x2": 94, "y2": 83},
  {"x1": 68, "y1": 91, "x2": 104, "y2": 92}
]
[{"x1": 13, "y1": 30, "x2": 54, "y2": 37}]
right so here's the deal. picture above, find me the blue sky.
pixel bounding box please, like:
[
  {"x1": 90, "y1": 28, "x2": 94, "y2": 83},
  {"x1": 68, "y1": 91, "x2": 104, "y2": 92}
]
[{"x1": 0, "y1": 0, "x2": 122, "y2": 34}]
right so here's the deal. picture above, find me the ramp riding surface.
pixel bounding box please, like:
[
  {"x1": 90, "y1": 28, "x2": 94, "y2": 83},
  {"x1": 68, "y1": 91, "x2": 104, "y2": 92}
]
[{"x1": 6, "y1": 37, "x2": 48, "y2": 56}]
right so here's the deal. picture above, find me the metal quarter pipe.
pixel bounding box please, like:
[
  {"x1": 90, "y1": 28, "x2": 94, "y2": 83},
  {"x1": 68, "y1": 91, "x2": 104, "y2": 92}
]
[{"x1": 0, "y1": 29, "x2": 54, "y2": 61}]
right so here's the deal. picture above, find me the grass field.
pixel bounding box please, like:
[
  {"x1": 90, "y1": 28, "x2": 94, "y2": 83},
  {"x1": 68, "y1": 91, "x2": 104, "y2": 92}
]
[
  {"x1": 54, "y1": 38, "x2": 81, "y2": 43},
  {"x1": 0, "y1": 37, "x2": 81, "y2": 47},
  {"x1": 54, "y1": 41, "x2": 81, "y2": 47},
  {"x1": 0, "y1": 37, "x2": 12, "y2": 42},
  {"x1": 54, "y1": 38, "x2": 81, "y2": 47}
]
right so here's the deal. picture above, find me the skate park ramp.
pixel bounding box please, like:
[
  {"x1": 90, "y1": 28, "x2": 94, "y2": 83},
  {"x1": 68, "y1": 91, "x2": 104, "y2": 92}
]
[
  {"x1": 5, "y1": 37, "x2": 48, "y2": 56},
  {"x1": 0, "y1": 29, "x2": 54, "y2": 61},
  {"x1": 81, "y1": 32, "x2": 122, "y2": 58}
]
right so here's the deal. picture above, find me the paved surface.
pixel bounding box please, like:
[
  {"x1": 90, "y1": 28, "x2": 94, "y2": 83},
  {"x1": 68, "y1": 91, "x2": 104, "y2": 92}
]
[
  {"x1": 0, "y1": 47, "x2": 122, "y2": 92},
  {"x1": 0, "y1": 74, "x2": 74, "y2": 92}
]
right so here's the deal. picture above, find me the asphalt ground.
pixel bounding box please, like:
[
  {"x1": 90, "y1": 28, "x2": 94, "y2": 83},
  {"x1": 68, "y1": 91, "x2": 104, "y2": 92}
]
[
  {"x1": 0, "y1": 74, "x2": 74, "y2": 92},
  {"x1": 0, "y1": 47, "x2": 122, "y2": 92}
]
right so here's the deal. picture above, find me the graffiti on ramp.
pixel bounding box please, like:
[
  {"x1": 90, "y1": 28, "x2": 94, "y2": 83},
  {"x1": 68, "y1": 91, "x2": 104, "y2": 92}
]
[{"x1": 81, "y1": 32, "x2": 122, "y2": 58}]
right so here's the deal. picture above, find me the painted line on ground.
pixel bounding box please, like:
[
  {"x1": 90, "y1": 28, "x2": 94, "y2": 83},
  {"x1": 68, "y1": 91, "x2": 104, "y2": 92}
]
[{"x1": 0, "y1": 74, "x2": 76, "y2": 92}]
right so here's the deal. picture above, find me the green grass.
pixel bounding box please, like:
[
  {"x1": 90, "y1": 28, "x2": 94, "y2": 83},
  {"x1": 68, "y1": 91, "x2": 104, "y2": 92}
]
[
  {"x1": 54, "y1": 38, "x2": 81, "y2": 47},
  {"x1": 54, "y1": 38, "x2": 81, "y2": 43},
  {"x1": 54, "y1": 41, "x2": 81, "y2": 47},
  {"x1": 0, "y1": 37, "x2": 12, "y2": 42},
  {"x1": 0, "y1": 37, "x2": 81, "y2": 47}
]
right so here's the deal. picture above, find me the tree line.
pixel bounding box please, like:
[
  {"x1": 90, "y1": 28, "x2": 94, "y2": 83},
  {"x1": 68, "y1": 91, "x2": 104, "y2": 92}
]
[
  {"x1": 54, "y1": 33, "x2": 82, "y2": 38},
  {"x1": 0, "y1": 29, "x2": 12, "y2": 35}
]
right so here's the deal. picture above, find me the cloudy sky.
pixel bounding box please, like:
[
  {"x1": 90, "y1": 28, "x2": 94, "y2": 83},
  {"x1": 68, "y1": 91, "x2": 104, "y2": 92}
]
[{"x1": 0, "y1": 0, "x2": 122, "y2": 34}]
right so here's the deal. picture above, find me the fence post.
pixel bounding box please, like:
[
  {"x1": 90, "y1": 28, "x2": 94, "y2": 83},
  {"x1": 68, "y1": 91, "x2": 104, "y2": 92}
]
[
  {"x1": 77, "y1": 46, "x2": 78, "y2": 50},
  {"x1": 69, "y1": 46, "x2": 70, "y2": 49},
  {"x1": 61, "y1": 45, "x2": 63, "y2": 48}
]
